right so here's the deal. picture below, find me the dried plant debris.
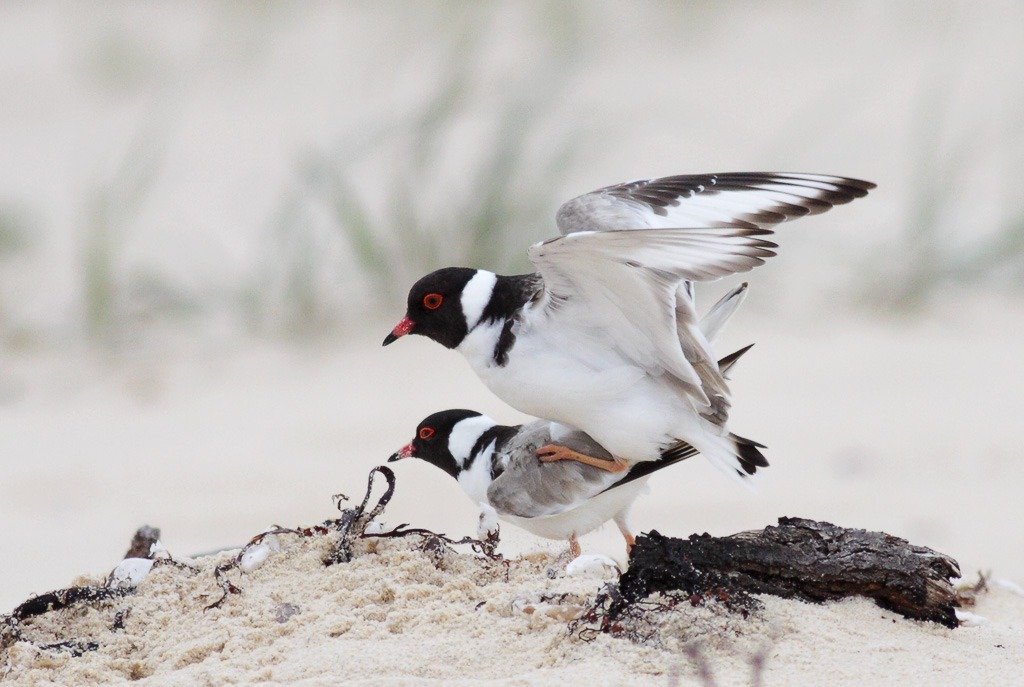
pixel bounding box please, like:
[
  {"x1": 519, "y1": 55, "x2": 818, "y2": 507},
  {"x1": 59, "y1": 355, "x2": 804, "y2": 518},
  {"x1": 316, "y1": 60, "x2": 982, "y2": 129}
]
[
  {"x1": 571, "y1": 581, "x2": 762, "y2": 649},
  {"x1": 366, "y1": 525, "x2": 504, "y2": 563},
  {"x1": 1, "y1": 486, "x2": 1019, "y2": 685},
  {"x1": 615, "y1": 518, "x2": 963, "y2": 629},
  {"x1": 0, "y1": 513, "x2": 621, "y2": 683},
  {"x1": 2, "y1": 587, "x2": 130, "y2": 655},
  {"x1": 202, "y1": 464, "x2": 400, "y2": 609},
  {"x1": 1, "y1": 524, "x2": 175, "y2": 657},
  {"x1": 2, "y1": 465, "x2": 511, "y2": 662},
  {"x1": 205, "y1": 466, "x2": 504, "y2": 610},
  {"x1": 954, "y1": 571, "x2": 990, "y2": 608}
]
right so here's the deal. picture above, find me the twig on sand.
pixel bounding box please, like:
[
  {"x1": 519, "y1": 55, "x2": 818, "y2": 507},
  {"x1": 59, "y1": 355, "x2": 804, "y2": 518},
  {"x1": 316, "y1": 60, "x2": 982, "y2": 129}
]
[
  {"x1": 1, "y1": 586, "x2": 133, "y2": 655},
  {"x1": 364, "y1": 525, "x2": 502, "y2": 560},
  {"x1": 205, "y1": 465, "x2": 399, "y2": 610}
]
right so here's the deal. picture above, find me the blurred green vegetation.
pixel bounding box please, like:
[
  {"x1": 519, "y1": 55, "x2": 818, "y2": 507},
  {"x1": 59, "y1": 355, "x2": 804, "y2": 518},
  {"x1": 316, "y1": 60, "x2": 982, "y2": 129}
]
[
  {"x1": 79, "y1": 119, "x2": 200, "y2": 346},
  {"x1": 0, "y1": 207, "x2": 31, "y2": 257},
  {"x1": 865, "y1": 85, "x2": 1024, "y2": 310},
  {"x1": 0, "y1": 205, "x2": 33, "y2": 346},
  {"x1": 246, "y1": 4, "x2": 590, "y2": 337},
  {"x1": 67, "y1": 3, "x2": 292, "y2": 347},
  {"x1": 299, "y1": 56, "x2": 582, "y2": 298},
  {"x1": 2, "y1": 3, "x2": 1023, "y2": 351}
]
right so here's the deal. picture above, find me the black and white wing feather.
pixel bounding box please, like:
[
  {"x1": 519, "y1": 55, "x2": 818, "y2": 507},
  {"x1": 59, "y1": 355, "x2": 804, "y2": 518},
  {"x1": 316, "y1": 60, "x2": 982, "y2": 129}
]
[
  {"x1": 555, "y1": 172, "x2": 875, "y2": 235},
  {"x1": 531, "y1": 172, "x2": 874, "y2": 414}
]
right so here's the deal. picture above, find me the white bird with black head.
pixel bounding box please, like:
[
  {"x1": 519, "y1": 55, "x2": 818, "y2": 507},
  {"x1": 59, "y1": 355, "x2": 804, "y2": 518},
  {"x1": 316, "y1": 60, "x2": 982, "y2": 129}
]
[{"x1": 383, "y1": 172, "x2": 874, "y2": 480}]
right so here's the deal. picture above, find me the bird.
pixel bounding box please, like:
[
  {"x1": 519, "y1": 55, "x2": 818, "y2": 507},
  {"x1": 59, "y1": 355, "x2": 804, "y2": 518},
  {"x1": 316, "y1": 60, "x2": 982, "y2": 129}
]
[
  {"x1": 387, "y1": 284, "x2": 754, "y2": 557},
  {"x1": 383, "y1": 172, "x2": 873, "y2": 480}
]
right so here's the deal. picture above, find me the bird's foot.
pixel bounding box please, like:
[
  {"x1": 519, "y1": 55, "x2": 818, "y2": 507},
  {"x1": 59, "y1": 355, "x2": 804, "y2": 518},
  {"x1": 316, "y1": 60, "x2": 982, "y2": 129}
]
[
  {"x1": 536, "y1": 444, "x2": 570, "y2": 462},
  {"x1": 536, "y1": 444, "x2": 628, "y2": 473}
]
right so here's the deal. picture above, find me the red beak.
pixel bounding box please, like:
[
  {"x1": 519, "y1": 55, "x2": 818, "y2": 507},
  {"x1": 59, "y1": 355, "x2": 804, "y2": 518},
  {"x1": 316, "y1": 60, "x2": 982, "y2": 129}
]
[
  {"x1": 382, "y1": 317, "x2": 415, "y2": 346},
  {"x1": 387, "y1": 442, "x2": 414, "y2": 462}
]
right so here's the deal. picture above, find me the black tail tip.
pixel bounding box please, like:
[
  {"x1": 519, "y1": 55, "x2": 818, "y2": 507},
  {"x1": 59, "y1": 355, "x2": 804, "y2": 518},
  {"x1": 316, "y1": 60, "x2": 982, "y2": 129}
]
[{"x1": 733, "y1": 434, "x2": 769, "y2": 476}]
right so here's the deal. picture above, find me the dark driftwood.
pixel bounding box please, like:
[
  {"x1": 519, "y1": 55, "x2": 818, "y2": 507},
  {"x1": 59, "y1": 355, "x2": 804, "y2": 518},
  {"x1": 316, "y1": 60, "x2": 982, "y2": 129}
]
[{"x1": 615, "y1": 517, "x2": 962, "y2": 628}]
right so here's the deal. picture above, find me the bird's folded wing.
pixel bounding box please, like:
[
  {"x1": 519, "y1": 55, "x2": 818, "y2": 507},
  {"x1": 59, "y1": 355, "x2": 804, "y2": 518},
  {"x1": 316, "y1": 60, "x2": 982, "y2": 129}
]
[
  {"x1": 676, "y1": 288, "x2": 730, "y2": 423},
  {"x1": 675, "y1": 281, "x2": 751, "y2": 425},
  {"x1": 487, "y1": 425, "x2": 618, "y2": 518},
  {"x1": 555, "y1": 172, "x2": 875, "y2": 235}
]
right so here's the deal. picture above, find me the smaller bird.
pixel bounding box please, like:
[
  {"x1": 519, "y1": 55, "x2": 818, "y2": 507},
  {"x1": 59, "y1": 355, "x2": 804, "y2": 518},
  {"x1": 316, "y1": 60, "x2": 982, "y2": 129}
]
[{"x1": 388, "y1": 284, "x2": 756, "y2": 557}]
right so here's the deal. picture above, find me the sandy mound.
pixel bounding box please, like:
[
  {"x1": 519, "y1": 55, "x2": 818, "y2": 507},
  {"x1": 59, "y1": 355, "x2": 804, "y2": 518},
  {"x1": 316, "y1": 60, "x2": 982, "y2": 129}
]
[{"x1": 2, "y1": 515, "x2": 1022, "y2": 686}]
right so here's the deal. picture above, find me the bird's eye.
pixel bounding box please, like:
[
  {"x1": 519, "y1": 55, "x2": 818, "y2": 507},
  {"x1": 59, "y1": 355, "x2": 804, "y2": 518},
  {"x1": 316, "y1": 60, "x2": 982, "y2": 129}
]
[
  {"x1": 423, "y1": 293, "x2": 443, "y2": 310},
  {"x1": 418, "y1": 427, "x2": 435, "y2": 440}
]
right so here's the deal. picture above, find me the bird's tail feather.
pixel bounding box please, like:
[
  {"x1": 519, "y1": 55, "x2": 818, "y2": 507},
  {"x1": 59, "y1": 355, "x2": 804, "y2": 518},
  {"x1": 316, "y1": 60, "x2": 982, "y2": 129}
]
[
  {"x1": 653, "y1": 343, "x2": 759, "y2": 472},
  {"x1": 731, "y1": 433, "x2": 769, "y2": 476},
  {"x1": 718, "y1": 343, "x2": 754, "y2": 379},
  {"x1": 681, "y1": 430, "x2": 769, "y2": 485}
]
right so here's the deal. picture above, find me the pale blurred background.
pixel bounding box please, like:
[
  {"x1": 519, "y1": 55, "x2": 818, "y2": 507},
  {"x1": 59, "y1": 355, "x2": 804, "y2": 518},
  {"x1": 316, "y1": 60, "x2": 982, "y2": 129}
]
[{"x1": 2, "y1": 1, "x2": 1023, "y2": 612}]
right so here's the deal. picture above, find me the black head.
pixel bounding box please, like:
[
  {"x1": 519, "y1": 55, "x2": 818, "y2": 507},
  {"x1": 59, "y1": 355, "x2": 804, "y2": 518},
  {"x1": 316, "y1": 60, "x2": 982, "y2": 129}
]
[
  {"x1": 382, "y1": 267, "x2": 480, "y2": 349},
  {"x1": 386, "y1": 409, "x2": 486, "y2": 479}
]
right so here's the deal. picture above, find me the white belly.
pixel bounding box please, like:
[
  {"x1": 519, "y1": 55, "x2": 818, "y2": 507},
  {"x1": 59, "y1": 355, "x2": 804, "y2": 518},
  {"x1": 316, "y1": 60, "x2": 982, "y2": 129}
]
[
  {"x1": 461, "y1": 323, "x2": 696, "y2": 462},
  {"x1": 498, "y1": 479, "x2": 647, "y2": 541}
]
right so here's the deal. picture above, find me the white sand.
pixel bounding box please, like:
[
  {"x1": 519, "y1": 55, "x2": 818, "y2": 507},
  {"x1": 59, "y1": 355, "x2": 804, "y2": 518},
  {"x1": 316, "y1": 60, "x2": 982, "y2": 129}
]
[
  {"x1": 4, "y1": 303, "x2": 1024, "y2": 684},
  {"x1": 3, "y1": 525, "x2": 1021, "y2": 686},
  {"x1": 4, "y1": 303, "x2": 1024, "y2": 613}
]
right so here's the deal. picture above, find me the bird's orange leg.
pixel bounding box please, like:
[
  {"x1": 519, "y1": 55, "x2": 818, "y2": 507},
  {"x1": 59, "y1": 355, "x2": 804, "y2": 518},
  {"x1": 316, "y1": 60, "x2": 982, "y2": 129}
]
[
  {"x1": 537, "y1": 444, "x2": 628, "y2": 473},
  {"x1": 621, "y1": 531, "x2": 636, "y2": 556},
  {"x1": 614, "y1": 514, "x2": 636, "y2": 557}
]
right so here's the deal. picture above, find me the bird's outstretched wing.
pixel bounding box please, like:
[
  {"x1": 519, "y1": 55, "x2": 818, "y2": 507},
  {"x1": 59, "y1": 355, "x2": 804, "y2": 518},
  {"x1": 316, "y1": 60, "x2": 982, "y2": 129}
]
[
  {"x1": 555, "y1": 172, "x2": 875, "y2": 235},
  {"x1": 527, "y1": 227, "x2": 774, "y2": 406},
  {"x1": 532, "y1": 172, "x2": 874, "y2": 414}
]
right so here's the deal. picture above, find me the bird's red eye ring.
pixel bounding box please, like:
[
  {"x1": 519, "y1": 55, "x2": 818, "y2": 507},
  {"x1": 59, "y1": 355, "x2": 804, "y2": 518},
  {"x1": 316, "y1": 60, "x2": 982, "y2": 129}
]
[
  {"x1": 418, "y1": 427, "x2": 435, "y2": 440},
  {"x1": 423, "y1": 293, "x2": 443, "y2": 310}
]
